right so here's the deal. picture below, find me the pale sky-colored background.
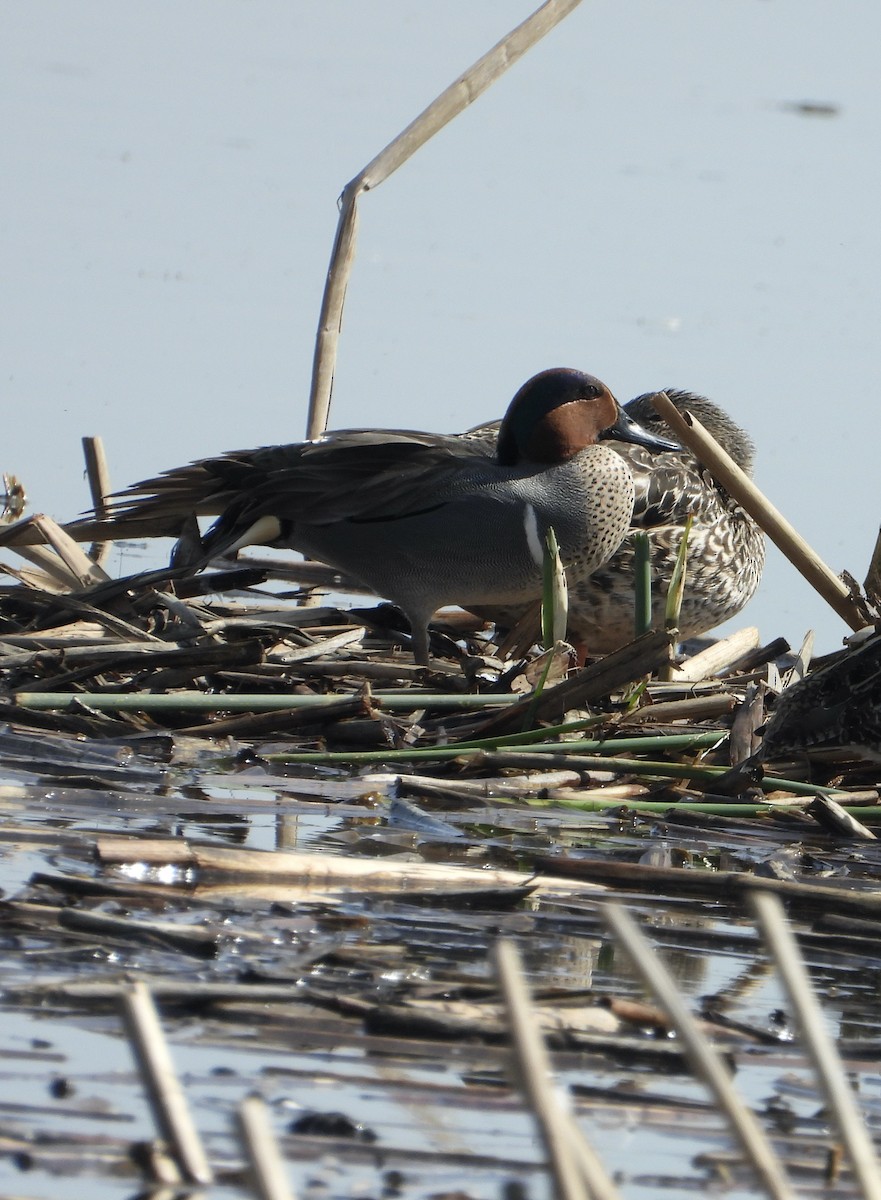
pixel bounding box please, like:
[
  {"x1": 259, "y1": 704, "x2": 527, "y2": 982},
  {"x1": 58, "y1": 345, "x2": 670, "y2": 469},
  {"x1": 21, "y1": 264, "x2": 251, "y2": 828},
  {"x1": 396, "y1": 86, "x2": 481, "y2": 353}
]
[{"x1": 4, "y1": 0, "x2": 880, "y2": 654}]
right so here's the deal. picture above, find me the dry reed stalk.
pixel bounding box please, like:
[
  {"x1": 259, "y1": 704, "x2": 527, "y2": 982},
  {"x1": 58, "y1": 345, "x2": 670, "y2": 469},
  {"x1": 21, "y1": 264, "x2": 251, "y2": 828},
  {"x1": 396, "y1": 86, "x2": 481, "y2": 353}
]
[
  {"x1": 0, "y1": 512, "x2": 183, "y2": 550},
  {"x1": 2, "y1": 546, "x2": 73, "y2": 591},
  {"x1": 121, "y1": 981, "x2": 214, "y2": 1185},
  {"x1": 22, "y1": 515, "x2": 110, "y2": 588},
  {"x1": 673, "y1": 626, "x2": 761, "y2": 682},
  {"x1": 82, "y1": 435, "x2": 112, "y2": 567},
  {"x1": 751, "y1": 891, "x2": 881, "y2": 1200},
  {"x1": 728, "y1": 681, "x2": 767, "y2": 763},
  {"x1": 494, "y1": 938, "x2": 620, "y2": 1200},
  {"x1": 307, "y1": 0, "x2": 582, "y2": 438},
  {"x1": 236, "y1": 1094, "x2": 296, "y2": 1200},
  {"x1": 863, "y1": 525, "x2": 881, "y2": 607},
  {"x1": 781, "y1": 629, "x2": 814, "y2": 689},
  {"x1": 808, "y1": 795, "x2": 876, "y2": 840},
  {"x1": 603, "y1": 904, "x2": 797, "y2": 1200},
  {"x1": 652, "y1": 392, "x2": 867, "y2": 632},
  {"x1": 624, "y1": 693, "x2": 738, "y2": 723},
  {"x1": 97, "y1": 836, "x2": 551, "y2": 892}
]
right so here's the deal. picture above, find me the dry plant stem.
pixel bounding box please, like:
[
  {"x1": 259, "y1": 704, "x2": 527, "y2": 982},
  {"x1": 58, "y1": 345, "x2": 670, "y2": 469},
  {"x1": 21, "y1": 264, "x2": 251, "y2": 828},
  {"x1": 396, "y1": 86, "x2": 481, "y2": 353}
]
[
  {"x1": 603, "y1": 904, "x2": 796, "y2": 1200},
  {"x1": 121, "y1": 981, "x2": 214, "y2": 1185},
  {"x1": 494, "y1": 939, "x2": 620, "y2": 1200},
  {"x1": 11, "y1": 543, "x2": 87, "y2": 591},
  {"x1": 750, "y1": 891, "x2": 881, "y2": 1199},
  {"x1": 236, "y1": 1094, "x2": 297, "y2": 1200},
  {"x1": 728, "y1": 681, "x2": 767, "y2": 763},
  {"x1": 808, "y1": 795, "x2": 876, "y2": 840},
  {"x1": 306, "y1": 0, "x2": 582, "y2": 438},
  {"x1": 99, "y1": 837, "x2": 552, "y2": 894},
  {"x1": 782, "y1": 629, "x2": 814, "y2": 689},
  {"x1": 863, "y1": 525, "x2": 881, "y2": 607},
  {"x1": 625, "y1": 693, "x2": 737, "y2": 724},
  {"x1": 0, "y1": 513, "x2": 187, "y2": 549},
  {"x1": 651, "y1": 392, "x2": 866, "y2": 632},
  {"x1": 673, "y1": 626, "x2": 760, "y2": 682},
  {"x1": 30, "y1": 515, "x2": 110, "y2": 587},
  {"x1": 82, "y1": 435, "x2": 112, "y2": 567}
]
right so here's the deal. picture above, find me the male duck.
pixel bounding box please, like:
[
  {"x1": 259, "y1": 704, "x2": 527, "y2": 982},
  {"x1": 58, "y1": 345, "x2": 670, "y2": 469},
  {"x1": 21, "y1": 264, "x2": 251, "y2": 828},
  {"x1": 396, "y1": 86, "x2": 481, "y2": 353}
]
[
  {"x1": 108, "y1": 368, "x2": 675, "y2": 664},
  {"x1": 467, "y1": 389, "x2": 765, "y2": 653}
]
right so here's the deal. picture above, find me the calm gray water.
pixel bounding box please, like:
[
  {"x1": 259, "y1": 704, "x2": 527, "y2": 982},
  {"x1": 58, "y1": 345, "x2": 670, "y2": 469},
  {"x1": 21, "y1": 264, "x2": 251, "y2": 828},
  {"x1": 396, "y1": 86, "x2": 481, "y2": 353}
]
[{"x1": 4, "y1": 0, "x2": 881, "y2": 653}]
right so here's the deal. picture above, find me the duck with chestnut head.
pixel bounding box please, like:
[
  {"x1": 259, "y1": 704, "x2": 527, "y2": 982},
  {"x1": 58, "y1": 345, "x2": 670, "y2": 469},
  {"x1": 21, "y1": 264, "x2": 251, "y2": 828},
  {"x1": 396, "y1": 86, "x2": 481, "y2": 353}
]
[{"x1": 108, "y1": 367, "x2": 676, "y2": 663}]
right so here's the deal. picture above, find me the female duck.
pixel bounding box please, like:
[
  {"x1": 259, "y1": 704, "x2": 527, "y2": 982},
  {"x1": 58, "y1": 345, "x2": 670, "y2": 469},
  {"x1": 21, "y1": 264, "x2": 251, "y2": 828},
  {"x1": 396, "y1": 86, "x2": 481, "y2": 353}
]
[
  {"x1": 573, "y1": 389, "x2": 765, "y2": 652},
  {"x1": 110, "y1": 368, "x2": 675, "y2": 663}
]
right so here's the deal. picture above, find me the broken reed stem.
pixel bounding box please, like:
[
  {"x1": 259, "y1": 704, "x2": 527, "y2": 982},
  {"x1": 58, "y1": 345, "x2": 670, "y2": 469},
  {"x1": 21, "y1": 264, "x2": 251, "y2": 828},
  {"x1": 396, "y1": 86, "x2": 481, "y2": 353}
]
[
  {"x1": 120, "y1": 981, "x2": 214, "y2": 1186},
  {"x1": 548, "y1": 798, "x2": 808, "y2": 816},
  {"x1": 306, "y1": 0, "x2": 583, "y2": 438},
  {"x1": 863, "y1": 525, "x2": 881, "y2": 608},
  {"x1": 494, "y1": 939, "x2": 620, "y2": 1200},
  {"x1": 603, "y1": 905, "x2": 797, "y2": 1200},
  {"x1": 0, "y1": 513, "x2": 188, "y2": 549},
  {"x1": 82, "y1": 435, "x2": 112, "y2": 568},
  {"x1": 236, "y1": 1094, "x2": 296, "y2": 1200},
  {"x1": 808, "y1": 794, "x2": 877, "y2": 840},
  {"x1": 750, "y1": 891, "x2": 881, "y2": 1200},
  {"x1": 673, "y1": 625, "x2": 761, "y2": 682},
  {"x1": 651, "y1": 392, "x2": 866, "y2": 632}
]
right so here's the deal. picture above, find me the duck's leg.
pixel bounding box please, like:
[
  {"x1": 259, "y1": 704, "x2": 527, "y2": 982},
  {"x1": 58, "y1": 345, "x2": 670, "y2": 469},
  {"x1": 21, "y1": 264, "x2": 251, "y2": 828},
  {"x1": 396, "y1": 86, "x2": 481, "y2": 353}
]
[{"x1": 410, "y1": 623, "x2": 431, "y2": 667}]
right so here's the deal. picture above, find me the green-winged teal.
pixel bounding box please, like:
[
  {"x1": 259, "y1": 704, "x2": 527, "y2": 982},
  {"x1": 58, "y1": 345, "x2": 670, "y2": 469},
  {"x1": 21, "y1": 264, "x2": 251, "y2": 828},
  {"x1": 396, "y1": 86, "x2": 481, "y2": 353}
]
[{"x1": 108, "y1": 368, "x2": 676, "y2": 663}]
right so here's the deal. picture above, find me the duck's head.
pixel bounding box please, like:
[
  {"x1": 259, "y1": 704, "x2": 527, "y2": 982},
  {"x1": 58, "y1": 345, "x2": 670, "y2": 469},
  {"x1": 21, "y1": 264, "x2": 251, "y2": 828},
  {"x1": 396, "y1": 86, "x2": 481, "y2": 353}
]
[
  {"x1": 627, "y1": 389, "x2": 757, "y2": 474},
  {"x1": 496, "y1": 368, "x2": 678, "y2": 466}
]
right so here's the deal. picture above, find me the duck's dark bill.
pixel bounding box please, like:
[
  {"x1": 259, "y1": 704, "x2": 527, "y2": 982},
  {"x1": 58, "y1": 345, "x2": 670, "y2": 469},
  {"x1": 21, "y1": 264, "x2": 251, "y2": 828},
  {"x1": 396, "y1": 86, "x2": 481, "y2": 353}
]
[{"x1": 602, "y1": 406, "x2": 678, "y2": 452}]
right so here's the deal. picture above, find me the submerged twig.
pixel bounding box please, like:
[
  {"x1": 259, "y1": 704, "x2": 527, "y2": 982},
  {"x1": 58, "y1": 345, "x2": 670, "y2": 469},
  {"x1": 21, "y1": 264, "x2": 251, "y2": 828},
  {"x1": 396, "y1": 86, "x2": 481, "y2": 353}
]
[
  {"x1": 236, "y1": 1094, "x2": 296, "y2": 1200},
  {"x1": 121, "y1": 981, "x2": 214, "y2": 1185},
  {"x1": 603, "y1": 904, "x2": 796, "y2": 1200},
  {"x1": 494, "y1": 939, "x2": 620, "y2": 1200}
]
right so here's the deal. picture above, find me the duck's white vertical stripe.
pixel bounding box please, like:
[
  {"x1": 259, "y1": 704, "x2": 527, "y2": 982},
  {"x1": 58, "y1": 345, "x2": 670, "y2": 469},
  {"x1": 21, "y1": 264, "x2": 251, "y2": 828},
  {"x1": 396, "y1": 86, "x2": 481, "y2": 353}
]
[{"x1": 523, "y1": 503, "x2": 545, "y2": 567}]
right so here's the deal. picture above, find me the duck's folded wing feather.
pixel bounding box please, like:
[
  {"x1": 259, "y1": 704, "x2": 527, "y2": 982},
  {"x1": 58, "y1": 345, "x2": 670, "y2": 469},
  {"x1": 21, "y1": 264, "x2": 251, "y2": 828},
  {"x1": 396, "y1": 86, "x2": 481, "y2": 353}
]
[{"x1": 104, "y1": 430, "x2": 496, "y2": 525}]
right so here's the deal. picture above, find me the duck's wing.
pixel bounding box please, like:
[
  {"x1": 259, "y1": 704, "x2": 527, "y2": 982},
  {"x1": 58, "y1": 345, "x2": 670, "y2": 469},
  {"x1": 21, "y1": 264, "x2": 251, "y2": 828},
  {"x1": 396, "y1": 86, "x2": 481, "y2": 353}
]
[
  {"x1": 631, "y1": 459, "x2": 707, "y2": 529},
  {"x1": 266, "y1": 431, "x2": 497, "y2": 524},
  {"x1": 105, "y1": 429, "x2": 496, "y2": 526},
  {"x1": 610, "y1": 439, "x2": 728, "y2": 531}
]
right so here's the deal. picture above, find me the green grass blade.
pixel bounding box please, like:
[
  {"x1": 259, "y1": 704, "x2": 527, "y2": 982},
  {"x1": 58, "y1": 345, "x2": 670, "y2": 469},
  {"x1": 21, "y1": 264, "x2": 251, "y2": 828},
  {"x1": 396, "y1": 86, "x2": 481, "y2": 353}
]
[
  {"x1": 633, "y1": 531, "x2": 652, "y2": 638},
  {"x1": 665, "y1": 514, "x2": 693, "y2": 633},
  {"x1": 541, "y1": 525, "x2": 568, "y2": 649}
]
